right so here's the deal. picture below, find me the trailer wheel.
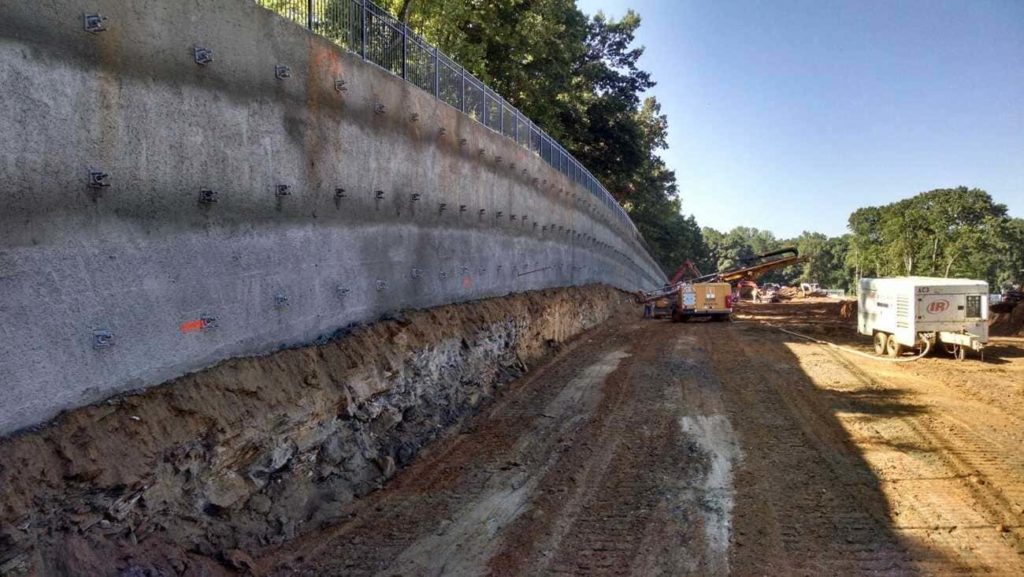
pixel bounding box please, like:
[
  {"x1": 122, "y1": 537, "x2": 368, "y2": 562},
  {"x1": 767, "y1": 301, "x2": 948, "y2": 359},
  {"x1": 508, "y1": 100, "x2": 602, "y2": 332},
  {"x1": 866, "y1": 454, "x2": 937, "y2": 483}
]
[
  {"x1": 886, "y1": 335, "x2": 905, "y2": 357},
  {"x1": 873, "y1": 332, "x2": 888, "y2": 356}
]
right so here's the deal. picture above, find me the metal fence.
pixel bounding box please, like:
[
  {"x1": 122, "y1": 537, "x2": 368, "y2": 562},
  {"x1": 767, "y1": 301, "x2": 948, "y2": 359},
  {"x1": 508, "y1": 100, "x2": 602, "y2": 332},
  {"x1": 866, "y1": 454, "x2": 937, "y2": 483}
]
[{"x1": 256, "y1": 0, "x2": 643, "y2": 244}]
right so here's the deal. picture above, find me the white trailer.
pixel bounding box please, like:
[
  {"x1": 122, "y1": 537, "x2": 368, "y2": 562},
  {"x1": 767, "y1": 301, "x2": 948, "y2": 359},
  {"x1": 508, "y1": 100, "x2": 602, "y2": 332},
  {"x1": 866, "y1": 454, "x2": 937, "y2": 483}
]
[{"x1": 858, "y1": 277, "x2": 988, "y2": 360}]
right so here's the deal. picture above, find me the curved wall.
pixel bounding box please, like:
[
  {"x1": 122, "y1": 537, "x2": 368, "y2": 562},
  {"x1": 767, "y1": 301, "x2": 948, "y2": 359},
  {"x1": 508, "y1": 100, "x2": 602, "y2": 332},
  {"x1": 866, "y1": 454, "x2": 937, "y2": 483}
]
[{"x1": 0, "y1": 0, "x2": 665, "y2": 434}]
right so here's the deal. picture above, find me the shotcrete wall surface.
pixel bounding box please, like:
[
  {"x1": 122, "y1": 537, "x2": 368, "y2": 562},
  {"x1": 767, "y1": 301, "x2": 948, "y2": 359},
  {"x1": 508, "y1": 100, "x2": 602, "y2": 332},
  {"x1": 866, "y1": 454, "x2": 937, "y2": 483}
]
[{"x1": 0, "y1": 0, "x2": 665, "y2": 434}]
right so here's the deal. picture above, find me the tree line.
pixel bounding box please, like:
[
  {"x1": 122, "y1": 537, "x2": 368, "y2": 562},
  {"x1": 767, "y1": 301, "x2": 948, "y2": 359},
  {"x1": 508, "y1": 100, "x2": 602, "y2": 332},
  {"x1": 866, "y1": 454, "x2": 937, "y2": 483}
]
[{"x1": 701, "y1": 188, "x2": 1023, "y2": 291}]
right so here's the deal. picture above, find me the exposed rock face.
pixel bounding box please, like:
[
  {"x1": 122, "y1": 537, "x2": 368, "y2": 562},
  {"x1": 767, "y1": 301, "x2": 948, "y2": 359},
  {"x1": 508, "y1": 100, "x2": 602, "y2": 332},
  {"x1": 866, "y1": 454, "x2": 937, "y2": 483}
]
[{"x1": 0, "y1": 285, "x2": 631, "y2": 576}]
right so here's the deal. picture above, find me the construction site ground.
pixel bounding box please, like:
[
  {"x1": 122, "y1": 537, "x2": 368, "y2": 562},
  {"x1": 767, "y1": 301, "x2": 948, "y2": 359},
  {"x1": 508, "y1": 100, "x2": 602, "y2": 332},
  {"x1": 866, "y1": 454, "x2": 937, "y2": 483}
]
[{"x1": 256, "y1": 300, "x2": 1024, "y2": 576}]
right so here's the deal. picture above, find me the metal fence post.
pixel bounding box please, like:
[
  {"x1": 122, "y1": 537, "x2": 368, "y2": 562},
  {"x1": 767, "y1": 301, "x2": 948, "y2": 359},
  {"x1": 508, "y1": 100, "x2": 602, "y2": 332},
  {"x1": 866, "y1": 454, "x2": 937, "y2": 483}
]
[
  {"x1": 307, "y1": 0, "x2": 313, "y2": 30},
  {"x1": 360, "y1": 0, "x2": 366, "y2": 59},
  {"x1": 433, "y1": 46, "x2": 439, "y2": 97},
  {"x1": 401, "y1": 23, "x2": 407, "y2": 79},
  {"x1": 460, "y1": 67, "x2": 466, "y2": 113}
]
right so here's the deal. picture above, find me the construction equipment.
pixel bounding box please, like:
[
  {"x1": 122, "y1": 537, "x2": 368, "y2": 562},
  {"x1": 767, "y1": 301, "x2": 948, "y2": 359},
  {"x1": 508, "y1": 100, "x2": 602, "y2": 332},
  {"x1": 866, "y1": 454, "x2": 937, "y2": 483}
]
[
  {"x1": 672, "y1": 282, "x2": 733, "y2": 322},
  {"x1": 858, "y1": 277, "x2": 989, "y2": 360},
  {"x1": 637, "y1": 249, "x2": 802, "y2": 319},
  {"x1": 1001, "y1": 287, "x2": 1023, "y2": 306},
  {"x1": 673, "y1": 247, "x2": 802, "y2": 288},
  {"x1": 756, "y1": 283, "x2": 781, "y2": 303},
  {"x1": 635, "y1": 260, "x2": 705, "y2": 317},
  {"x1": 668, "y1": 260, "x2": 705, "y2": 285},
  {"x1": 713, "y1": 247, "x2": 803, "y2": 284}
]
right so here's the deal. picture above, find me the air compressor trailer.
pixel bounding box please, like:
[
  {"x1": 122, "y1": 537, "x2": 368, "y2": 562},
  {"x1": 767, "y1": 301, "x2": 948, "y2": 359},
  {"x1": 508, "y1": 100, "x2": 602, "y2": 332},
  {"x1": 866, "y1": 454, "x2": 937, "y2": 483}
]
[{"x1": 858, "y1": 277, "x2": 988, "y2": 359}]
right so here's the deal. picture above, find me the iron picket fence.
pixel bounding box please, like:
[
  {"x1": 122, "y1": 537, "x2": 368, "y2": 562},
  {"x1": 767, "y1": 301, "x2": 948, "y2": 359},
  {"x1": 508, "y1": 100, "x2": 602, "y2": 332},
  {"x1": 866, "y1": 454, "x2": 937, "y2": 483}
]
[{"x1": 256, "y1": 0, "x2": 643, "y2": 243}]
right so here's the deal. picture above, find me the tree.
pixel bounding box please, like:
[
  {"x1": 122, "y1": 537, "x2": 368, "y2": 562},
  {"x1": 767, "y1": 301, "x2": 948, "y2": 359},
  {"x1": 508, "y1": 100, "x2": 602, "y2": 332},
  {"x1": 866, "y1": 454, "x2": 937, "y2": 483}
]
[
  {"x1": 998, "y1": 218, "x2": 1024, "y2": 288},
  {"x1": 846, "y1": 187, "x2": 1012, "y2": 286},
  {"x1": 372, "y1": 1, "x2": 703, "y2": 275}
]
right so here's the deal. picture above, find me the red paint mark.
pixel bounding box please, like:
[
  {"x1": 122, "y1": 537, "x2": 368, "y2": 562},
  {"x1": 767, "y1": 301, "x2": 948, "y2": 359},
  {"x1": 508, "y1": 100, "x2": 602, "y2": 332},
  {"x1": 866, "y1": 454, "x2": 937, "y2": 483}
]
[
  {"x1": 927, "y1": 300, "x2": 949, "y2": 314},
  {"x1": 462, "y1": 276, "x2": 473, "y2": 289},
  {"x1": 180, "y1": 319, "x2": 206, "y2": 333}
]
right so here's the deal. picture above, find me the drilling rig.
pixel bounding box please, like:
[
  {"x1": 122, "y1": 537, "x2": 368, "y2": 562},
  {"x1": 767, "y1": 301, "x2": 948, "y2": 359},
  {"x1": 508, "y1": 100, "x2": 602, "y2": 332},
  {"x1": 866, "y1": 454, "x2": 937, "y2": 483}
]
[{"x1": 637, "y1": 247, "x2": 804, "y2": 321}]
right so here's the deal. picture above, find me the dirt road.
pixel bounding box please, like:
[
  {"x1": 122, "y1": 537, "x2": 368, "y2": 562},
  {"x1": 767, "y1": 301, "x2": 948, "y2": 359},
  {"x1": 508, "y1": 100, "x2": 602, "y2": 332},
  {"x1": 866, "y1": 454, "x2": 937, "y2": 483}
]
[{"x1": 256, "y1": 302, "x2": 1024, "y2": 576}]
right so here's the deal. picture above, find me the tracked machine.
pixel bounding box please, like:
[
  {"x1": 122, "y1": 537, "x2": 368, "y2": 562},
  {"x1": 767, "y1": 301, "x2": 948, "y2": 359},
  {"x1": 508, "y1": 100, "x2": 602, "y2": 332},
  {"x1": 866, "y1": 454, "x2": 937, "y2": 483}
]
[{"x1": 637, "y1": 248, "x2": 804, "y2": 322}]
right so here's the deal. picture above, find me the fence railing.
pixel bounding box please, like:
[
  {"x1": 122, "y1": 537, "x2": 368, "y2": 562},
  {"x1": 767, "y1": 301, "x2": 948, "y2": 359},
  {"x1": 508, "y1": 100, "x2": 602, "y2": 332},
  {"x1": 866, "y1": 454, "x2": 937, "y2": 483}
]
[{"x1": 256, "y1": 0, "x2": 645, "y2": 246}]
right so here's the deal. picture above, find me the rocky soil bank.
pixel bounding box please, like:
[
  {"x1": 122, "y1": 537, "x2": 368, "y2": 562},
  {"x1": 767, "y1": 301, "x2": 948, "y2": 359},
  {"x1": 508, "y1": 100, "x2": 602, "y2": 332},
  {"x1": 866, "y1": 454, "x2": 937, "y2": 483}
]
[
  {"x1": 0, "y1": 285, "x2": 632, "y2": 576},
  {"x1": 990, "y1": 302, "x2": 1024, "y2": 337}
]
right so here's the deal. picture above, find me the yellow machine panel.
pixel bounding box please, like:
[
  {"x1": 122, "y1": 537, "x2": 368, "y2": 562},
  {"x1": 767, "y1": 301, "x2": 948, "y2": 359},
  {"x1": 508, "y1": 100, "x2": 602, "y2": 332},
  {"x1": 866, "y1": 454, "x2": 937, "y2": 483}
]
[{"x1": 674, "y1": 282, "x2": 733, "y2": 322}]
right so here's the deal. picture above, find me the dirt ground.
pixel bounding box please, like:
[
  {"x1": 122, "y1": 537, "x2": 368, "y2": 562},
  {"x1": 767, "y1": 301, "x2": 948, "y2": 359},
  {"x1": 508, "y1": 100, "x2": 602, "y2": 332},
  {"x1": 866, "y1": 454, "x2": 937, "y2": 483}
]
[{"x1": 249, "y1": 300, "x2": 1024, "y2": 576}]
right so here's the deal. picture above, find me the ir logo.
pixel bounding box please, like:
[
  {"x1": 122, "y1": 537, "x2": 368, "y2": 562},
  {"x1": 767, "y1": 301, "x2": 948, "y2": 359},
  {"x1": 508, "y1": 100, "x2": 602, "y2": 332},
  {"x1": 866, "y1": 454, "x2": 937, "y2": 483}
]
[{"x1": 927, "y1": 300, "x2": 950, "y2": 314}]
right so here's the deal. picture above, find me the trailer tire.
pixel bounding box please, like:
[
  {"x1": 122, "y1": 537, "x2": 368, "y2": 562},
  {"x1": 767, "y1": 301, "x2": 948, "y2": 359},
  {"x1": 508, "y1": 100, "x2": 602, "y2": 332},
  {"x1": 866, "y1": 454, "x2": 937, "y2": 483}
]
[
  {"x1": 873, "y1": 332, "x2": 888, "y2": 356},
  {"x1": 886, "y1": 335, "x2": 905, "y2": 357}
]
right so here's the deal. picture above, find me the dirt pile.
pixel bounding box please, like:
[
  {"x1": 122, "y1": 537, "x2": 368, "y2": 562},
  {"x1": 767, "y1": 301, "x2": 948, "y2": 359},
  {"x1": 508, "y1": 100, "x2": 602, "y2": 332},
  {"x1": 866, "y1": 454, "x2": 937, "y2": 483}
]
[
  {"x1": 734, "y1": 299, "x2": 857, "y2": 338},
  {"x1": 838, "y1": 299, "x2": 858, "y2": 319},
  {"x1": 990, "y1": 302, "x2": 1024, "y2": 337},
  {"x1": 0, "y1": 285, "x2": 632, "y2": 576},
  {"x1": 777, "y1": 287, "x2": 801, "y2": 300}
]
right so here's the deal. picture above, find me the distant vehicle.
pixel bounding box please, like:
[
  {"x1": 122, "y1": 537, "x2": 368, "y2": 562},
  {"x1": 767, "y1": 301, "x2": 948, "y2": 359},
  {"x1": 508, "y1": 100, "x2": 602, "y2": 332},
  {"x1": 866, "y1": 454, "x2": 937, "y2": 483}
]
[
  {"x1": 1001, "y1": 288, "x2": 1023, "y2": 306},
  {"x1": 858, "y1": 277, "x2": 988, "y2": 360},
  {"x1": 756, "y1": 283, "x2": 780, "y2": 303},
  {"x1": 992, "y1": 287, "x2": 1024, "y2": 313},
  {"x1": 800, "y1": 282, "x2": 826, "y2": 297}
]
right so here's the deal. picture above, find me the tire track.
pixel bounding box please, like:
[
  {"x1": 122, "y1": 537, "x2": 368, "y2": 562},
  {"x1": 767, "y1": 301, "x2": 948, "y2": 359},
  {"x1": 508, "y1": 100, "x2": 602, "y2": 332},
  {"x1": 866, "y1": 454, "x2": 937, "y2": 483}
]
[{"x1": 709, "y1": 322, "x2": 932, "y2": 575}]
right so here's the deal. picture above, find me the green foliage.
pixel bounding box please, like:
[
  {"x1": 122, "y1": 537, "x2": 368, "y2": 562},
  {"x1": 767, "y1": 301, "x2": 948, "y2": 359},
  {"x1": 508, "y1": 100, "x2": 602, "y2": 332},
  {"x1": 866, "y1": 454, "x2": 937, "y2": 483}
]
[
  {"x1": 791, "y1": 233, "x2": 853, "y2": 290},
  {"x1": 1000, "y1": 218, "x2": 1024, "y2": 288},
  {"x1": 847, "y1": 187, "x2": 1014, "y2": 286},
  {"x1": 705, "y1": 188, "x2": 1018, "y2": 292},
  {"x1": 261, "y1": 2, "x2": 1022, "y2": 289},
  {"x1": 375, "y1": 0, "x2": 706, "y2": 275},
  {"x1": 702, "y1": 226, "x2": 781, "y2": 273}
]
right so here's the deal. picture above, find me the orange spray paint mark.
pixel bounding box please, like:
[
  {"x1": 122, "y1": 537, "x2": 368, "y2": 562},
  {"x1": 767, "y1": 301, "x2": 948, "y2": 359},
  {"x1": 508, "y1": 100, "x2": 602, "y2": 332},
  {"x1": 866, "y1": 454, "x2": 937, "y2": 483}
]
[
  {"x1": 462, "y1": 276, "x2": 473, "y2": 289},
  {"x1": 179, "y1": 319, "x2": 207, "y2": 333}
]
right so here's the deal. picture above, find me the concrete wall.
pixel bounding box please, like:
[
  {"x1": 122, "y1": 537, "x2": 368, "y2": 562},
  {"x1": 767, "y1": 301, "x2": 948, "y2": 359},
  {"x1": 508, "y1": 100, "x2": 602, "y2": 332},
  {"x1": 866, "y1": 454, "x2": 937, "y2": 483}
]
[{"x1": 0, "y1": 0, "x2": 665, "y2": 435}]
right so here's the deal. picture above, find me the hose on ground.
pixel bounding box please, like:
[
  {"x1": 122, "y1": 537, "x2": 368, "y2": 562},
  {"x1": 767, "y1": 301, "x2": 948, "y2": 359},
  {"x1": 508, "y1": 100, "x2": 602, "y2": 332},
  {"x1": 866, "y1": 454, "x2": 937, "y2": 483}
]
[{"x1": 760, "y1": 322, "x2": 932, "y2": 363}]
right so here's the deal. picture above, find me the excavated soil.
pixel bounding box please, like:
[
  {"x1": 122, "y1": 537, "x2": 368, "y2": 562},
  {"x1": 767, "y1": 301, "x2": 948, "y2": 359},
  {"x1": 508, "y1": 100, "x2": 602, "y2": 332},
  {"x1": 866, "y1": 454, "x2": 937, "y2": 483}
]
[
  {"x1": 0, "y1": 285, "x2": 633, "y2": 576},
  {"x1": 251, "y1": 303, "x2": 1024, "y2": 576},
  {"x1": 735, "y1": 298, "x2": 858, "y2": 338},
  {"x1": 4, "y1": 295, "x2": 1024, "y2": 576},
  {"x1": 990, "y1": 303, "x2": 1024, "y2": 337}
]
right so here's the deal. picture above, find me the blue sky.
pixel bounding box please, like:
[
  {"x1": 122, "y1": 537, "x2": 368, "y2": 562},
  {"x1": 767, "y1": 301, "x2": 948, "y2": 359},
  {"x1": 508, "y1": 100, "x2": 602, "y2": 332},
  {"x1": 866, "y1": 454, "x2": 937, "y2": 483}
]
[{"x1": 575, "y1": 0, "x2": 1023, "y2": 238}]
